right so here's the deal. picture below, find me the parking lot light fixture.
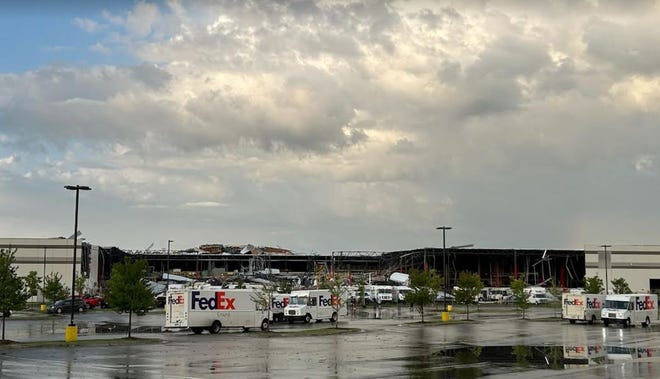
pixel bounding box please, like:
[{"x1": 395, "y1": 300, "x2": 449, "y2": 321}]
[
  {"x1": 601, "y1": 244, "x2": 611, "y2": 294},
  {"x1": 436, "y1": 226, "x2": 452, "y2": 312},
  {"x1": 167, "y1": 240, "x2": 173, "y2": 292},
  {"x1": 64, "y1": 185, "x2": 91, "y2": 342}
]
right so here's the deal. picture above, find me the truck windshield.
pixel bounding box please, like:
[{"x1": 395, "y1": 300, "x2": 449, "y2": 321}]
[
  {"x1": 290, "y1": 296, "x2": 308, "y2": 305},
  {"x1": 605, "y1": 300, "x2": 629, "y2": 310}
]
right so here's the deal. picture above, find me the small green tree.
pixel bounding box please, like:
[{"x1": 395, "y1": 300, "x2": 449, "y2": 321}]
[
  {"x1": 454, "y1": 272, "x2": 483, "y2": 320},
  {"x1": 42, "y1": 272, "x2": 69, "y2": 304},
  {"x1": 548, "y1": 279, "x2": 563, "y2": 318},
  {"x1": 510, "y1": 276, "x2": 530, "y2": 319},
  {"x1": 583, "y1": 276, "x2": 604, "y2": 294},
  {"x1": 251, "y1": 283, "x2": 277, "y2": 330},
  {"x1": 0, "y1": 249, "x2": 30, "y2": 341},
  {"x1": 75, "y1": 275, "x2": 86, "y2": 297},
  {"x1": 107, "y1": 258, "x2": 154, "y2": 338},
  {"x1": 24, "y1": 271, "x2": 41, "y2": 299},
  {"x1": 611, "y1": 277, "x2": 632, "y2": 294},
  {"x1": 327, "y1": 277, "x2": 349, "y2": 328},
  {"x1": 405, "y1": 268, "x2": 442, "y2": 322}
]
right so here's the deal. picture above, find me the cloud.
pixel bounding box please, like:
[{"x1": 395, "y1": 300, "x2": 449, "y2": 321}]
[
  {"x1": 182, "y1": 201, "x2": 224, "y2": 208},
  {"x1": 90, "y1": 42, "x2": 111, "y2": 55},
  {"x1": 73, "y1": 17, "x2": 101, "y2": 33},
  {"x1": 4, "y1": 1, "x2": 660, "y2": 252}
]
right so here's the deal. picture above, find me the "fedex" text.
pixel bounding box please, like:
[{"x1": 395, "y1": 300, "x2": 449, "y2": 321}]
[{"x1": 191, "y1": 291, "x2": 236, "y2": 310}]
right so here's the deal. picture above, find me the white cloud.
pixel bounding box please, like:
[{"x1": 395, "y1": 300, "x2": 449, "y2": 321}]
[
  {"x1": 73, "y1": 17, "x2": 101, "y2": 33},
  {"x1": 90, "y1": 42, "x2": 111, "y2": 55},
  {"x1": 0, "y1": 156, "x2": 15, "y2": 166},
  {"x1": 4, "y1": 1, "x2": 660, "y2": 252},
  {"x1": 182, "y1": 201, "x2": 224, "y2": 208}
]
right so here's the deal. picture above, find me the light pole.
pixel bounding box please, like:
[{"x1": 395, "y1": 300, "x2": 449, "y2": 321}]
[
  {"x1": 166, "y1": 240, "x2": 173, "y2": 292},
  {"x1": 601, "y1": 244, "x2": 611, "y2": 294},
  {"x1": 436, "y1": 226, "x2": 452, "y2": 312},
  {"x1": 64, "y1": 185, "x2": 91, "y2": 342}
]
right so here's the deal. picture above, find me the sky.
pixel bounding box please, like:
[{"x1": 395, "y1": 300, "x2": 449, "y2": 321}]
[{"x1": 2, "y1": 0, "x2": 660, "y2": 254}]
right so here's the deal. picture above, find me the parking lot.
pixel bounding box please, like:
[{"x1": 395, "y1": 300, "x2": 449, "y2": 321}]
[{"x1": 1, "y1": 304, "x2": 660, "y2": 378}]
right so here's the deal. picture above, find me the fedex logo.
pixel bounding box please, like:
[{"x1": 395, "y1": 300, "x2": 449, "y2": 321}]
[
  {"x1": 272, "y1": 297, "x2": 289, "y2": 309},
  {"x1": 564, "y1": 346, "x2": 585, "y2": 354},
  {"x1": 319, "y1": 295, "x2": 340, "y2": 307},
  {"x1": 586, "y1": 297, "x2": 601, "y2": 309},
  {"x1": 635, "y1": 296, "x2": 655, "y2": 311},
  {"x1": 564, "y1": 298, "x2": 584, "y2": 306},
  {"x1": 191, "y1": 291, "x2": 236, "y2": 310},
  {"x1": 168, "y1": 294, "x2": 184, "y2": 305}
]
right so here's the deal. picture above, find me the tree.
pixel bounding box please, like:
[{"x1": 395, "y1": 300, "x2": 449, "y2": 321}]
[
  {"x1": 405, "y1": 268, "x2": 442, "y2": 322},
  {"x1": 583, "y1": 276, "x2": 604, "y2": 294},
  {"x1": 75, "y1": 275, "x2": 86, "y2": 297},
  {"x1": 42, "y1": 272, "x2": 69, "y2": 304},
  {"x1": 454, "y1": 272, "x2": 483, "y2": 320},
  {"x1": 251, "y1": 283, "x2": 277, "y2": 330},
  {"x1": 107, "y1": 258, "x2": 154, "y2": 338},
  {"x1": 327, "y1": 277, "x2": 349, "y2": 328},
  {"x1": 0, "y1": 249, "x2": 30, "y2": 341},
  {"x1": 24, "y1": 271, "x2": 41, "y2": 299},
  {"x1": 547, "y1": 279, "x2": 563, "y2": 318},
  {"x1": 611, "y1": 277, "x2": 632, "y2": 294},
  {"x1": 510, "y1": 276, "x2": 530, "y2": 319}
]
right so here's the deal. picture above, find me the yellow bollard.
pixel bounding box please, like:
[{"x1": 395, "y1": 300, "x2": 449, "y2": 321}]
[
  {"x1": 447, "y1": 304, "x2": 453, "y2": 312},
  {"x1": 40, "y1": 304, "x2": 47, "y2": 312},
  {"x1": 441, "y1": 311, "x2": 450, "y2": 322},
  {"x1": 65, "y1": 325, "x2": 78, "y2": 342}
]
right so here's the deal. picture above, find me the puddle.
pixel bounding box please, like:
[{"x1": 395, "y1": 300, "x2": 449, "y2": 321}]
[
  {"x1": 403, "y1": 344, "x2": 657, "y2": 378},
  {"x1": 93, "y1": 322, "x2": 162, "y2": 334}
]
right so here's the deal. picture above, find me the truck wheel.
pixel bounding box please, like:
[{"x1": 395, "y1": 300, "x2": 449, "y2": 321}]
[
  {"x1": 624, "y1": 318, "x2": 631, "y2": 328},
  {"x1": 210, "y1": 320, "x2": 222, "y2": 334},
  {"x1": 304, "y1": 313, "x2": 312, "y2": 323},
  {"x1": 569, "y1": 320, "x2": 576, "y2": 325},
  {"x1": 261, "y1": 319, "x2": 269, "y2": 331},
  {"x1": 330, "y1": 312, "x2": 338, "y2": 323},
  {"x1": 644, "y1": 316, "x2": 651, "y2": 328},
  {"x1": 191, "y1": 327, "x2": 203, "y2": 334}
]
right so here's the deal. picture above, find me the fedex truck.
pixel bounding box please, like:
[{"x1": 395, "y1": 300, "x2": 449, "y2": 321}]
[
  {"x1": 562, "y1": 293, "x2": 605, "y2": 324},
  {"x1": 284, "y1": 289, "x2": 347, "y2": 323},
  {"x1": 601, "y1": 294, "x2": 658, "y2": 328},
  {"x1": 164, "y1": 288, "x2": 270, "y2": 334}
]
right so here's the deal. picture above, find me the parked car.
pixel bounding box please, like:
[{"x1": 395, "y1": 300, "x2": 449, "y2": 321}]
[
  {"x1": 435, "y1": 291, "x2": 455, "y2": 303},
  {"x1": 47, "y1": 298, "x2": 88, "y2": 314},
  {"x1": 527, "y1": 293, "x2": 553, "y2": 304},
  {"x1": 155, "y1": 293, "x2": 166, "y2": 308},
  {"x1": 82, "y1": 295, "x2": 107, "y2": 309}
]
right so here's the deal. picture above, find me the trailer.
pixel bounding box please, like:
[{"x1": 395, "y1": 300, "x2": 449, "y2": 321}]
[
  {"x1": 284, "y1": 289, "x2": 347, "y2": 323},
  {"x1": 562, "y1": 293, "x2": 605, "y2": 324},
  {"x1": 164, "y1": 288, "x2": 270, "y2": 334},
  {"x1": 601, "y1": 294, "x2": 658, "y2": 328}
]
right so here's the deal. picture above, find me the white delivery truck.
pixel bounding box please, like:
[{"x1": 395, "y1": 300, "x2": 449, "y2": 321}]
[
  {"x1": 284, "y1": 289, "x2": 347, "y2": 323},
  {"x1": 562, "y1": 293, "x2": 606, "y2": 324},
  {"x1": 271, "y1": 293, "x2": 290, "y2": 322},
  {"x1": 601, "y1": 294, "x2": 658, "y2": 328},
  {"x1": 164, "y1": 288, "x2": 270, "y2": 334}
]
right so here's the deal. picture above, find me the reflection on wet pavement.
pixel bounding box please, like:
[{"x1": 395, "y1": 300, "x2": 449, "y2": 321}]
[{"x1": 1, "y1": 306, "x2": 660, "y2": 378}]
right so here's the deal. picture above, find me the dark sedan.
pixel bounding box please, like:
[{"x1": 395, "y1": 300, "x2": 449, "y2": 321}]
[{"x1": 47, "y1": 299, "x2": 88, "y2": 314}]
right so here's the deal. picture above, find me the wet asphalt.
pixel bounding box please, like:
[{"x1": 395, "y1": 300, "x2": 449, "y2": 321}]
[{"x1": 1, "y1": 304, "x2": 660, "y2": 378}]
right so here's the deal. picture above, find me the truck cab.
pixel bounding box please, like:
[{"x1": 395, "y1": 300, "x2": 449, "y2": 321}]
[{"x1": 601, "y1": 294, "x2": 657, "y2": 328}]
